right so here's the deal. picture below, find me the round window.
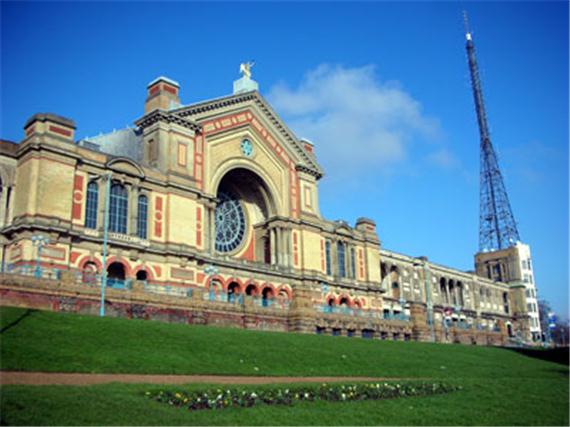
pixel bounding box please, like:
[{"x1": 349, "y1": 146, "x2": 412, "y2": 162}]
[
  {"x1": 240, "y1": 138, "x2": 253, "y2": 157},
  {"x1": 215, "y1": 191, "x2": 246, "y2": 253}
]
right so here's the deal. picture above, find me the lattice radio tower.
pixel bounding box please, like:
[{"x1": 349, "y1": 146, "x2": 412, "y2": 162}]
[{"x1": 464, "y1": 12, "x2": 521, "y2": 252}]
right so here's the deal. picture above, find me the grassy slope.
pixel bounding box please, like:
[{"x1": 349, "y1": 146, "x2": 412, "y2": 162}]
[
  {"x1": 1, "y1": 306, "x2": 568, "y2": 426},
  {"x1": 0, "y1": 306, "x2": 565, "y2": 378}
]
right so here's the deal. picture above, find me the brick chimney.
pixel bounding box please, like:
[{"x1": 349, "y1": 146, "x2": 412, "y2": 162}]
[
  {"x1": 144, "y1": 76, "x2": 180, "y2": 113},
  {"x1": 23, "y1": 113, "x2": 76, "y2": 143}
]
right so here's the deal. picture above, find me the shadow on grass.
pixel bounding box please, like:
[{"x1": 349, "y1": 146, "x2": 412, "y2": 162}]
[
  {"x1": 506, "y1": 347, "x2": 569, "y2": 366},
  {"x1": 0, "y1": 309, "x2": 36, "y2": 334}
]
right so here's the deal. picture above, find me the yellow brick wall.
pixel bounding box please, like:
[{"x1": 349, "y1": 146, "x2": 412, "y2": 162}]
[
  {"x1": 301, "y1": 229, "x2": 322, "y2": 272},
  {"x1": 13, "y1": 157, "x2": 39, "y2": 217},
  {"x1": 167, "y1": 194, "x2": 197, "y2": 247},
  {"x1": 365, "y1": 246, "x2": 381, "y2": 284},
  {"x1": 37, "y1": 158, "x2": 74, "y2": 221}
]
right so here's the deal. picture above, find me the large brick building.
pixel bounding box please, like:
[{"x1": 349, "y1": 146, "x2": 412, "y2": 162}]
[{"x1": 0, "y1": 70, "x2": 539, "y2": 345}]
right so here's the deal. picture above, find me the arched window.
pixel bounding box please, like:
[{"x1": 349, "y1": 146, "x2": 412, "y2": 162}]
[
  {"x1": 325, "y1": 240, "x2": 332, "y2": 276},
  {"x1": 337, "y1": 242, "x2": 346, "y2": 278},
  {"x1": 457, "y1": 282, "x2": 464, "y2": 306},
  {"x1": 440, "y1": 278, "x2": 448, "y2": 304},
  {"x1": 137, "y1": 194, "x2": 148, "y2": 239},
  {"x1": 392, "y1": 282, "x2": 400, "y2": 300},
  {"x1": 109, "y1": 183, "x2": 128, "y2": 234},
  {"x1": 85, "y1": 181, "x2": 98, "y2": 229}
]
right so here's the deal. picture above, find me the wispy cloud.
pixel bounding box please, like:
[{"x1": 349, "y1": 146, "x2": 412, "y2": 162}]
[
  {"x1": 427, "y1": 148, "x2": 461, "y2": 170},
  {"x1": 267, "y1": 64, "x2": 443, "y2": 184}
]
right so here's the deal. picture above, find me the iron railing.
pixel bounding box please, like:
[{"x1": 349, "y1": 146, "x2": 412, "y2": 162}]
[{"x1": 317, "y1": 305, "x2": 410, "y2": 322}]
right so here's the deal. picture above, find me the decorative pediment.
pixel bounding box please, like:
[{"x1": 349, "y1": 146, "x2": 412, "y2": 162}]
[
  {"x1": 333, "y1": 220, "x2": 353, "y2": 235},
  {"x1": 172, "y1": 91, "x2": 324, "y2": 179},
  {"x1": 106, "y1": 157, "x2": 145, "y2": 179}
]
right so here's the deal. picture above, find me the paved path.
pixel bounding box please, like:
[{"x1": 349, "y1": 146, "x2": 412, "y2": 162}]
[{"x1": 0, "y1": 372, "x2": 407, "y2": 386}]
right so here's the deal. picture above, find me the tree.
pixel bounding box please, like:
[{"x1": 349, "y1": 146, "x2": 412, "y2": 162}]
[{"x1": 538, "y1": 299, "x2": 569, "y2": 347}]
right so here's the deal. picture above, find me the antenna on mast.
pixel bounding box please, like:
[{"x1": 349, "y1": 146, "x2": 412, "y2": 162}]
[
  {"x1": 463, "y1": 13, "x2": 521, "y2": 251},
  {"x1": 463, "y1": 10, "x2": 472, "y2": 40}
]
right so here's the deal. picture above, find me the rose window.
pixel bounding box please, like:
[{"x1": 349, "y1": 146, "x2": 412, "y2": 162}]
[{"x1": 215, "y1": 191, "x2": 246, "y2": 253}]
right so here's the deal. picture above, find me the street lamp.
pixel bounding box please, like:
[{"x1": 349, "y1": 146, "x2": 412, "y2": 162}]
[
  {"x1": 95, "y1": 172, "x2": 112, "y2": 317},
  {"x1": 31, "y1": 234, "x2": 49, "y2": 278}
]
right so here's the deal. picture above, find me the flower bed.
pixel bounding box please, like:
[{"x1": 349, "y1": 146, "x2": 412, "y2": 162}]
[{"x1": 147, "y1": 381, "x2": 461, "y2": 411}]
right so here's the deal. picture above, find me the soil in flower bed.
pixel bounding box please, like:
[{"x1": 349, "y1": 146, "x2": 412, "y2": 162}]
[{"x1": 148, "y1": 381, "x2": 460, "y2": 411}]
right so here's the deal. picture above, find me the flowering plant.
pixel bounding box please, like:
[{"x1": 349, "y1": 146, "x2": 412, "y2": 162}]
[{"x1": 147, "y1": 381, "x2": 460, "y2": 411}]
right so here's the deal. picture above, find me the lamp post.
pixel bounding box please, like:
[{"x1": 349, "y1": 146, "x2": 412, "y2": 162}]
[
  {"x1": 99, "y1": 173, "x2": 112, "y2": 317},
  {"x1": 31, "y1": 234, "x2": 49, "y2": 278}
]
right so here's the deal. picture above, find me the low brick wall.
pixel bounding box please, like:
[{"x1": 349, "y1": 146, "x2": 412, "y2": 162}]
[
  {"x1": 0, "y1": 273, "x2": 289, "y2": 332},
  {"x1": 0, "y1": 273, "x2": 509, "y2": 345}
]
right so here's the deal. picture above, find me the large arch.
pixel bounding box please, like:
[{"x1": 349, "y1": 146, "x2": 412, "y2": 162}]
[
  {"x1": 213, "y1": 166, "x2": 280, "y2": 260},
  {"x1": 211, "y1": 160, "x2": 282, "y2": 216}
]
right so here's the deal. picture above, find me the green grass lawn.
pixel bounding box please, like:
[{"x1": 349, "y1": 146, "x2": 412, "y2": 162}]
[{"x1": 1, "y1": 306, "x2": 568, "y2": 425}]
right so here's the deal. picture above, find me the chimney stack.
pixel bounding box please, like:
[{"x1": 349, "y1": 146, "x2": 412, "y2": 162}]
[{"x1": 145, "y1": 76, "x2": 180, "y2": 113}]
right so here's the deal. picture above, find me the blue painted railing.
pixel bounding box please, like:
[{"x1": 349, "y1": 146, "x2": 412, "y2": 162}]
[
  {"x1": 382, "y1": 312, "x2": 410, "y2": 321},
  {"x1": 2, "y1": 266, "x2": 193, "y2": 298},
  {"x1": 317, "y1": 305, "x2": 410, "y2": 322},
  {"x1": 203, "y1": 292, "x2": 289, "y2": 310}
]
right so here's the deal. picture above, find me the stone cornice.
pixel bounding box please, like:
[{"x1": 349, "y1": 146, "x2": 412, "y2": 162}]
[{"x1": 134, "y1": 109, "x2": 202, "y2": 133}]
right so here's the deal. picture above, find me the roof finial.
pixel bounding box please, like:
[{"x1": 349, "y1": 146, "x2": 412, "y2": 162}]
[{"x1": 463, "y1": 10, "x2": 472, "y2": 41}]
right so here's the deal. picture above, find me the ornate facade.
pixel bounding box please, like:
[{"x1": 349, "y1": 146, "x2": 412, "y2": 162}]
[{"x1": 0, "y1": 73, "x2": 536, "y2": 345}]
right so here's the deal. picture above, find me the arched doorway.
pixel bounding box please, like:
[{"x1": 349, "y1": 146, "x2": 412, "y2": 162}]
[
  {"x1": 245, "y1": 283, "x2": 258, "y2": 297},
  {"x1": 261, "y1": 286, "x2": 274, "y2": 307},
  {"x1": 136, "y1": 270, "x2": 148, "y2": 281},
  {"x1": 107, "y1": 262, "x2": 126, "y2": 288},
  {"x1": 82, "y1": 261, "x2": 98, "y2": 285},
  {"x1": 214, "y1": 168, "x2": 276, "y2": 263},
  {"x1": 209, "y1": 279, "x2": 222, "y2": 301},
  {"x1": 227, "y1": 281, "x2": 241, "y2": 303}
]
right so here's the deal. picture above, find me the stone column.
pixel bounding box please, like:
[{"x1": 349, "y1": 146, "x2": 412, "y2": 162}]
[
  {"x1": 0, "y1": 185, "x2": 7, "y2": 228},
  {"x1": 284, "y1": 228, "x2": 291, "y2": 267},
  {"x1": 270, "y1": 228, "x2": 276, "y2": 265},
  {"x1": 208, "y1": 206, "x2": 216, "y2": 254},
  {"x1": 277, "y1": 227, "x2": 284, "y2": 266},
  {"x1": 129, "y1": 185, "x2": 138, "y2": 236}
]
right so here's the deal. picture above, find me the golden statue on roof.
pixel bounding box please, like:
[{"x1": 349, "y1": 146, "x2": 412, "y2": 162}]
[{"x1": 239, "y1": 61, "x2": 255, "y2": 79}]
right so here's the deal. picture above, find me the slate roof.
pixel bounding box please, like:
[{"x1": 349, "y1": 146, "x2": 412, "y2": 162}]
[{"x1": 78, "y1": 127, "x2": 143, "y2": 162}]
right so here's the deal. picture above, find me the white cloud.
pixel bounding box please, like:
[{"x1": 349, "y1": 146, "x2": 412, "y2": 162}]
[
  {"x1": 267, "y1": 64, "x2": 441, "y2": 184},
  {"x1": 427, "y1": 148, "x2": 461, "y2": 170}
]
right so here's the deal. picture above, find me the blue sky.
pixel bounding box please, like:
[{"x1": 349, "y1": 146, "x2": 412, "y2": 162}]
[{"x1": 1, "y1": 2, "x2": 568, "y2": 318}]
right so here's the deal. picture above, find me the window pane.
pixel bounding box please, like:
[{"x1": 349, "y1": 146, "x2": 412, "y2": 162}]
[
  {"x1": 109, "y1": 183, "x2": 128, "y2": 234},
  {"x1": 337, "y1": 242, "x2": 346, "y2": 278},
  {"x1": 85, "y1": 181, "x2": 98, "y2": 229},
  {"x1": 137, "y1": 195, "x2": 148, "y2": 239},
  {"x1": 325, "y1": 240, "x2": 332, "y2": 275}
]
